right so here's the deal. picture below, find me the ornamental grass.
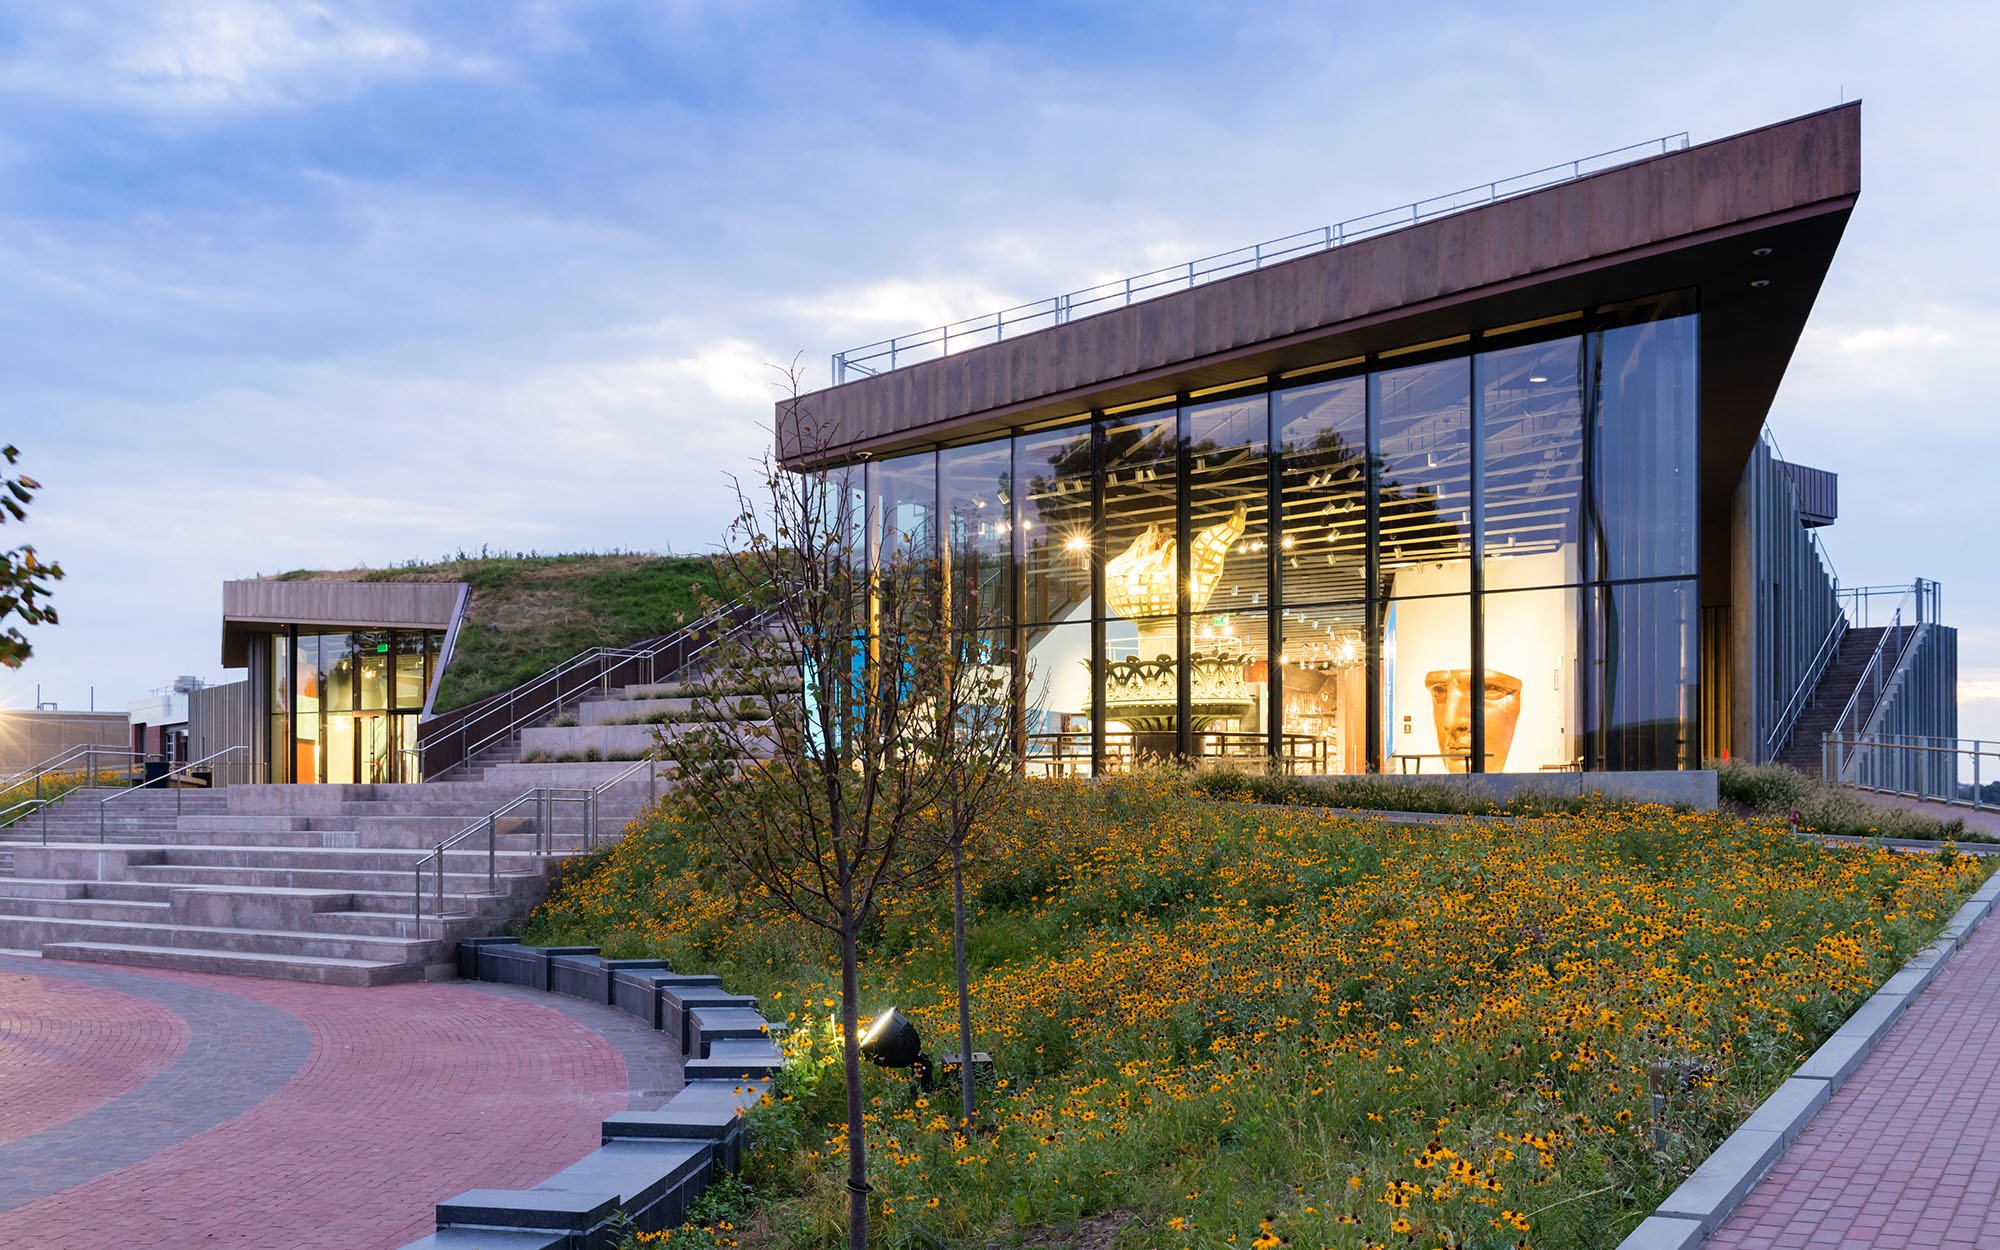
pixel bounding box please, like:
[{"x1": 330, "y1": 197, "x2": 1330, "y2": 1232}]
[{"x1": 528, "y1": 772, "x2": 1986, "y2": 1250}]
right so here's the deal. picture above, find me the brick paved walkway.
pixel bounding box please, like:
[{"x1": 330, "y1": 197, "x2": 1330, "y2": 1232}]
[
  {"x1": 0, "y1": 954, "x2": 681, "y2": 1250},
  {"x1": 1709, "y1": 907, "x2": 2000, "y2": 1248}
]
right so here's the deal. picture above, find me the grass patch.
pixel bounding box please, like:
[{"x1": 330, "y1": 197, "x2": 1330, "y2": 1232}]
[
  {"x1": 257, "y1": 550, "x2": 730, "y2": 711},
  {"x1": 1187, "y1": 766, "x2": 1654, "y2": 816},
  {"x1": 531, "y1": 773, "x2": 1986, "y2": 1250},
  {"x1": 1716, "y1": 760, "x2": 1985, "y2": 842}
]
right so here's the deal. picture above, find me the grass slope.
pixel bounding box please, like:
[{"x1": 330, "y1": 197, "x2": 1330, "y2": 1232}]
[
  {"x1": 527, "y1": 773, "x2": 1987, "y2": 1250},
  {"x1": 266, "y1": 552, "x2": 726, "y2": 710}
]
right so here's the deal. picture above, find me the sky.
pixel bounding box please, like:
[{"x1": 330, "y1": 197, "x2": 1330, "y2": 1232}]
[{"x1": 2, "y1": 0, "x2": 1996, "y2": 740}]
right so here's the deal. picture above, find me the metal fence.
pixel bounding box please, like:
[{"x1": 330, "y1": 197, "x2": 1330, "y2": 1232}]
[
  {"x1": 1825, "y1": 734, "x2": 1991, "y2": 811},
  {"x1": 831, "y1": 132, "x2": 1690, "y2": 384}
]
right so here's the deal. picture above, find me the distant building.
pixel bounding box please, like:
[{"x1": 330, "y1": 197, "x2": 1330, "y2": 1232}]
[{"x1": 0, "y1": 709, "x2": 128, "y2": 776}]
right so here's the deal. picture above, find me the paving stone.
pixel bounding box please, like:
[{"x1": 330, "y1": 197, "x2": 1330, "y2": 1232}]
[
  {"x1": 1617, "y1": 1214, "x2": 1706, "y2": 1250},
  {"x1": 0, "y1": 952, "x2": 674, "y2": 1250},
  {"x1": 1707, "y1": 903, "x2": 2000, "y2": 1248}
]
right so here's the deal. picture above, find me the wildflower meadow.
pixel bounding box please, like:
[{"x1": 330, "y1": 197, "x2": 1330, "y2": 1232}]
[{"x1": 525, "y1": 773, "x2": 1986, "y2": 1250}]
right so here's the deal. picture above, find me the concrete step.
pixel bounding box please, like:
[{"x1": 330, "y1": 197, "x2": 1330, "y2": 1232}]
[
  {"x1": 0, "y1": 895, "x2": 170, "y2": 923},
  {"x1": 43, "y1": 941, "x2": 419, "y2": 987},
  {"x1": 120, "y1": 863, "x2": 545, "y2": 895},
  {"x1": 0, "y1": 914, "x2": 440, "y2": 962}
]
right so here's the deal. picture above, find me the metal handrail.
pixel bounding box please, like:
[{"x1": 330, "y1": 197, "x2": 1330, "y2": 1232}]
[
  {"x1": 0, "y1": 745, "x2": 144, "y2": 795},
  {"x1": 411, "y1": 756, "x2": 668, "y2": 932},
  {"x1": 1765, "y1": 611, "x2": 1848, "y2": 758},
  {"x1": 1827, "y1": 580, "x2": 1936, "y2": 752},
  {"x1": 414, "y1": 589, "x2": 765, "y2": 779},
  {"x1": 1823, "y1": 732, "x2": 1994, "y2": 811},
  {"x1": 831, "y1": 131, "x2": 1690, "y2": 382},
  {"x1": 0, "y1": 798, "x2": 52, "y2": 843},
  {"x1": 98, "y1": 745, "x2": 248, "y2": 840}
]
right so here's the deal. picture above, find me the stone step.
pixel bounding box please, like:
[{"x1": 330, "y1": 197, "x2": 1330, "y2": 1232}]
[
  {"x1": 0, "y1": 914, "x2": 440, "y2": 962},
  {"x1": 0, "y1": 895, "x2": 170, "y2": 923},
  {"x1": 43, "y1": 941, "x2": 418, "y2": 987},
  {"x1": 120, "y1": 862, "x2": 545, "y2": 895}
]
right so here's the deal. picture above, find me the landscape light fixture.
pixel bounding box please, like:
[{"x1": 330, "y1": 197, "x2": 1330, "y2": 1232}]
[{"x1": 860, "y1": 1008, "x2": 934, "y2": 1089}]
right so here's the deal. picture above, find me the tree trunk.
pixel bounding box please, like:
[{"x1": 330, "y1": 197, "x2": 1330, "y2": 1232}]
[
  {"x1": 952, "y1": 840, "x2": 976, "y2": 1126},
  {"x1": 840, "y1": 914, "x2": 869, "y2": 1250}
]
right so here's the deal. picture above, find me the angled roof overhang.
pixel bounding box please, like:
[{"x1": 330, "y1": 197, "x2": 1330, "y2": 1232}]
[
  {"x1": 220, "y1": 580, "x2": 468, "y2": 668},
  {"x1": 780, "y1": 105, "x2": 1861, "y2": 599}
]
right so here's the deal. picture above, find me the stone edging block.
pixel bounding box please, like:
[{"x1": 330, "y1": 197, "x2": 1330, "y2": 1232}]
[
  {"x1": 1617, "y1": 864, "x2": 2000, "y2": 1248},
  {"x1": 407, "y1": 943, "x2": 786, "y2": 1250}
]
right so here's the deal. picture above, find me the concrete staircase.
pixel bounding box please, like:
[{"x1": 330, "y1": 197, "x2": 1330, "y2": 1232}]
[
  {"x1": 0, "y1": 778, "x2": 652, "y2": 986},
  {"x1": 0, "y1": 643, "x2": 789, "y2": 987}
]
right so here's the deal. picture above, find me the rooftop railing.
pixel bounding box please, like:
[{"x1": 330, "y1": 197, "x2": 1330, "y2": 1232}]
[{"x1": 831, "y1": 132, "x2": 1691, "y2": 385}]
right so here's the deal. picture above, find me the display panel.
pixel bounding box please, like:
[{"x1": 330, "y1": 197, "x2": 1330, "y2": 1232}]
[{"x1": 1481, "y1": 583, "x2": 1581, "y2": 773}]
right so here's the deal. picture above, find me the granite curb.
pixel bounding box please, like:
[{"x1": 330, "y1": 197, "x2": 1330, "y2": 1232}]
[{"x1": 1616, "y1": 866, "x2": 2000, "y2": 1248}]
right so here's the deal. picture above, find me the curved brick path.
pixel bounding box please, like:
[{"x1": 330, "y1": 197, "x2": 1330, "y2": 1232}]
[
  {"x1": 0, "y1": 972, "x2": 188, "y2": 1143},
  {"x1": 1708, "y1": 908, "x2": 2000, "y2": 1248},
  {"x1": 0, "y1": 954, "x2": 681, "y2": 1250}
]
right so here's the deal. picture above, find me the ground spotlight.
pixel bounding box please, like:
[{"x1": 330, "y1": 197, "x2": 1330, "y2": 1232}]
[{"x1": 860, "y1": 1008, "x2": 934, "y2": 1088}]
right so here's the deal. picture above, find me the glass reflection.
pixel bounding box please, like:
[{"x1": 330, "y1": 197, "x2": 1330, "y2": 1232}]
[{"x1": 1017, "y1": 424, "x2": 1093, "y2": 625}]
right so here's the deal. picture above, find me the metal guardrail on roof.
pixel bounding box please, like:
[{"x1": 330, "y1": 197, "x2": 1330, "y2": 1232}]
[{"x1": 830, "y1": 131, "x2": 1691, "y2": 385}]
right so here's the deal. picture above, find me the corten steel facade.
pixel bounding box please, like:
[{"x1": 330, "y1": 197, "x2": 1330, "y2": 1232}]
[{"x1": 781, "y1": 106, "x2": 1863, "y2": 777}]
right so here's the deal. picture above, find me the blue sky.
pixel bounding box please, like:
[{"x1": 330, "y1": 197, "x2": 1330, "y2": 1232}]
[{"x1": 4, "y1": 0, "x2": 1998, "y2": 739}]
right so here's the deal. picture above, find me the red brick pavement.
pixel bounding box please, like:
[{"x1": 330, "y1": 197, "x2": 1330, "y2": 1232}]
[
  {"x1": 0, "y1": 962, "x2": 641, "y2": 1250},
  {"x1": 0, "y1": 971, "x2": 189, "y2": 1143},
  {"x1": 1709, "y1": 909, "x2": 2000, "y2": 1249}
]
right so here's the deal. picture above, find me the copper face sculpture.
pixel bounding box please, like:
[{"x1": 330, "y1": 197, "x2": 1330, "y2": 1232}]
[{"x1": 1424, "y1": 668, "x2": 1522, "y2": 772}]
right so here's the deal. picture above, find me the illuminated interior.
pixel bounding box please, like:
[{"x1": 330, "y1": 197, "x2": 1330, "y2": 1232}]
[
  {"x1": 264, "y1": 628, "x2": 442, "y2": 783},
  {"x1": 861, "y1": 297, "x2": 1698, "y2": 775}
]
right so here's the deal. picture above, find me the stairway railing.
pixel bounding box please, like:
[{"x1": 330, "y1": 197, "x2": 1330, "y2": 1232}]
[
  {"x1": 1826, "y1": 580, "x2": 1934, "y2": 751},
  {"x1": 97, "y1": 745, "x2": 249, "y2": 841},
  {"x1": 411, "y1": 756, "x2": 665, "y2": 932},
  {"x1": 415, "y1": 590, "x2": 765, "y2": 780}
]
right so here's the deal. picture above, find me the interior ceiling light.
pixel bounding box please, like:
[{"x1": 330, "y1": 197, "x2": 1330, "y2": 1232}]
[
  {"x1": 1528, "y1": 375, "x2": 1549, "y2": 383},
  {"x1": 1752, "y1": 246, "x2": 1774, "y2": 256},
  {"x1": 1750, "y1": 279, "x2": 1771, "y2": 288}
]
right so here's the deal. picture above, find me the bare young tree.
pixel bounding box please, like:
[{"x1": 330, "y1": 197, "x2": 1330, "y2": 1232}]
[
  {"x1": 658, "y1": 370, "x2": 1016, "y2": 1250},
  {"x1": 926, "y1": 531, "x2": 1031, "y2": 1129}
]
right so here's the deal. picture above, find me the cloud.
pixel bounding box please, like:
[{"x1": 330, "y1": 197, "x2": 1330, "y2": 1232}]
[{"x1": 0, "y1": 1, "x2": 489, "y2": 116}]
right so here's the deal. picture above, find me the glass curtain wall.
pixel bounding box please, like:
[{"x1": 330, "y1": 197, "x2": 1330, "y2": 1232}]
[
  {"x1": 856, "y1": 300, "x2": 1700, "y2": 775},
  {"x1": 266, "y1": 628, "x2": 443, "y2": 783}
]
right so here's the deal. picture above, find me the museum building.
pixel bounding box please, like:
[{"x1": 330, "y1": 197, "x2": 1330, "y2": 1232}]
[{"x1": 778, "y1": 103, "x2": 1951, "y2": 778}]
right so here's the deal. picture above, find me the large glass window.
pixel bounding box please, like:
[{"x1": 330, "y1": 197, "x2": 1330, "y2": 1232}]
[
  {"x1": 1480, "y1": 337, "x2": 1583, "y2": 587},
  {"x1": 1592, "y1": 312, "x2": 1698, "y2": 582},
  {"x1": 1017, "y1": 424, "x2": 1093, "y2": 625},
  {"x1": 264, "y1": 627, "x2": 444, "y2": 784},
  {"x1": 834, "y1": 299, "x2": 1699, "y2": 775},
  {"x1": 941, "y1": 441, "x2": 1012, "y2": 627}
]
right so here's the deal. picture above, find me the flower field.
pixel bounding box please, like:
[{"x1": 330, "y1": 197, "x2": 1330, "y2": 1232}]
[{"x1": 526, "y1": 774, "x2": 1986, "y2": 1250}]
